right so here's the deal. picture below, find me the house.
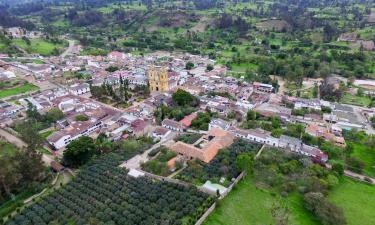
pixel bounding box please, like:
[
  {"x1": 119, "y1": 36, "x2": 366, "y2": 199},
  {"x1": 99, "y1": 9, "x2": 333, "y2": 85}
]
[
  {"x1": 152, "y1": 126, "x2": 171, "y2": 140},
  {"x1": 279, "y1": 135, "x2": 303, "y2": 151},
  {"x1": 253, "y1": 82, "x2": 274, "y2": 93},
  {"x1": 357, "y1": 40, "x2": 375, "y2": 51},
  {"x1": 301, "y1": 145, "x2": 328, "y2": 162},
  {"x1": 169, "y1": 128, "x2": 235, "y2": 163},
  {"x1": 337, "y1": 32, "x2": 357, "y2": 42},
  {"x1": 162, "y1": 119, "x2": 185, "y2": 132},
  {"x1": 130, "y1": 119, "x2": 151, "y2": 137},
  {"x1": 50, "y1": 161, "x2": 65, "y2": 172},
  {"x1": 47, "y1": 121, "x2": 102, "y2": 149},
  {"x1": 209, "y1": 118, "x2": 231, "y2": 131},
  {"x1": 231, "y1": 127, "x2": 279, "y2": 147},
  {"x1": 179, "y1": 113, "x2": 197, "y2": 128},
  {"x1": 108, "y1": 51, "x2": 128, "y2": 61},
  {"x1": 69, "y1": 83, "x2": 90, "y2": 95},
  {"x1": 294, "y1": 99, "x2": 321, "y2": 111},
  {"x1": 305, "y1": 124, "x2": 346, "y2": 147}
]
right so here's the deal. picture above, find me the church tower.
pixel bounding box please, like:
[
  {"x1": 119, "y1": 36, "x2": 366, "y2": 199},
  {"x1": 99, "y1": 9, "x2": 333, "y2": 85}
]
[{"x1": 148, "y1": 66, "x2": 169, "y2": 92}]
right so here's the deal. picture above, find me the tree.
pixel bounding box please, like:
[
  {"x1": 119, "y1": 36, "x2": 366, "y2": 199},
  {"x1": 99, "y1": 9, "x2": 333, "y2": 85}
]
[
  {"x1": 304, "y1": 192, "x2": 346, "y2": 225},
  {"x1": 105, "y1": 66, "x2": 119, "y2": 72},
  {"x1": 0, "y1": 154, "x2": 20, "y2": 198},
  {"x1": 185, "y1": 61, "x2": 194, "y2": 70},
  {"x1": 16, "y1": 120, "x2": 44, "y2": 152},
  {"x1": 331, "y1": 162, "x2": 344, "y2": 176},
  {"x1": 172, "y1": 89, "x2": 199, "y2": 107},
  {"x1": 246, "y1": 110, "x2": 256, "y2": 121},
  {"x1": 346, "y1": 157, "x2": 365, "y2": 173},
  {"x1": 45, "y1": 108, "x2": 64, "y2": 123},
  {"x1": 370, "y1": 116, "x2": 375, "y2": 128},
  {"x1": 206, "y1": 64, "x2": 214, "y2": 71},
  {"x1": 63, "y1": 136, "x2": 98, "y2": 167},
  {"x1": 236, "y1": 153, "x2": 253, "y2": 174},
  {"x1": 75, "y1": 114, "x2": 89, "y2": 121},
  {"x1": 271, "y1": 201, "x2": 290, "y2": 225}
]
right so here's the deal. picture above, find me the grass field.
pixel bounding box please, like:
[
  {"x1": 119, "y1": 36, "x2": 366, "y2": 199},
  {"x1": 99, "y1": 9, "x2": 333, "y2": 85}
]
[
  {"x1": 12, "y1": 39, "x2": 64, "y2": 56},
  {"x1": 0, "y1": 83, "x2": 39, "y2": 99},
  {"x1": 203, "y1": 176, "x2": 319, "y2": 225},
  {"x1": 328, "y1": 178, "x2": 375, "y2": 225},
  {"x1": 350, "y1": 142, "x2": 375, "y2": 178},
  {"x1": 340, "y1": 93, "x2": 372, "y2": 107}
]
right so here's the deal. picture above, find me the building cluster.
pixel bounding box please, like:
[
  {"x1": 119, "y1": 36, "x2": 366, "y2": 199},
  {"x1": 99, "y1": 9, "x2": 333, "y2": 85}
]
[{"x1": 2, "y1": 49, "x2": 374, "y2": 167}]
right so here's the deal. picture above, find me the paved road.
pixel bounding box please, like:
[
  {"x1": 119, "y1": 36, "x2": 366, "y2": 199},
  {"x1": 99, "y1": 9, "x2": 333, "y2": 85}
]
[{"x1": 60, "y1": 40, "x2": 75, "y2": 58}]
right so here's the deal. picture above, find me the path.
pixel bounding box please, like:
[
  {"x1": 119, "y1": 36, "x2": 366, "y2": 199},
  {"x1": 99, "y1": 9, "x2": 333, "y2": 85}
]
[
  {"x1": 254, "y1": 144, "x2": 266, "y2": 159},
  {"x1": 0, "y1": 128, "x2": 55, "y2": 166},
  {"x1": 0, "y1": 128, "x2": 26, "y2": 148},
  {"x1": 326, "y1": 164, "x2": 375, "y2": 185},
  {"x1": 60, "y1": 40, "x2": 75, "y2": 58},
  {"x1": 120, "y1": 131, "x2": 177, "y2": 169}
]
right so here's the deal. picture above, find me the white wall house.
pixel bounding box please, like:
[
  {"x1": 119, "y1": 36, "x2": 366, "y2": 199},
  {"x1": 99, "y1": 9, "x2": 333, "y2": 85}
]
[{"x1": 69, "y1": 83, "x2": 90, "y2": 95}]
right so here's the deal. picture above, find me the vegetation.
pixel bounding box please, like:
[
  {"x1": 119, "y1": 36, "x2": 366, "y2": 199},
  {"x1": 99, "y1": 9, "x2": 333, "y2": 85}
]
[
  {"x1": 13, "y1": 104, "x2": 64, "y2": 132},
  {"x1": 141, "y1": 148, "x2": 178, "y2": 176},
  {"x1": 63, "y1": 136, "x2": 98, "y2": 168},
  {"x1": 74, "y1": 114, "x2": 89, "y2": 121},
  {"x1": 175, "y1": 133, "x2": 203, "y2": 144},
  {"x1": 0, "y1": 83, "x2": 38, "y2": 99},
  {"x1": 5, "y1": 138, "x2": 213, "y2": 225},
  {"x1": 177, "y1": 139, "x2": 261, "y2": 185},
  {"x1": 191, "y1": 112, "x2": 213, "y2": 131},
  {"x1": 204, "y1": 176, "x2": 319, "y2": 225},
  {"x1": 328, "y1": 177, "x2": 375, "y2": 225}
]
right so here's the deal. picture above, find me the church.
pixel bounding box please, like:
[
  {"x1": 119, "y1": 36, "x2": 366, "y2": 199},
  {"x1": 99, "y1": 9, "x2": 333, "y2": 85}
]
[{"x1": 148, "y1": 66, "x2": 169, "y2": 92}]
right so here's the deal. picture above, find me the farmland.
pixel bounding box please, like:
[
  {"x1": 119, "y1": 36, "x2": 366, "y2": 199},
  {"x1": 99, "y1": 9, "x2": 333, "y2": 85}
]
[
  {"x1": 0, "y1": 83, "x2": 39, "y2": 99},
  {"x1": 4, "y1": 145, "x2": 213, "y2": 225},
  {"x1": 12, "y1": 39, "x2": 65, "y2": 56}
]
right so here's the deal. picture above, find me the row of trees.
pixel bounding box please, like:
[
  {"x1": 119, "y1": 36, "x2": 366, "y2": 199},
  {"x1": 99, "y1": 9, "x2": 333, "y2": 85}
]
[
  {"x1": 0, "y1": 105, "x2": 52, "y2": 202},
  {"x1": 6, "y1": 139, "x2": 212, "y2": 225}
]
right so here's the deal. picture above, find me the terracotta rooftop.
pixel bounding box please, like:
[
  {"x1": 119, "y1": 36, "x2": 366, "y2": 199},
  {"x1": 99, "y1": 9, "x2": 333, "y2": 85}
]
[{"x1": 170, "y1": 128, "x2": 235, "y2": 163}]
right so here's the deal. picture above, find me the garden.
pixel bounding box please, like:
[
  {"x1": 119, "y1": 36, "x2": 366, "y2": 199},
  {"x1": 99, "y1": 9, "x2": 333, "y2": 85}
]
[
  {"x1": 141, "y1": 148, "x2": 180, "y2": 176},
  {"x1": 176, "y1": 139, "x2": 261, "y2": 186}
]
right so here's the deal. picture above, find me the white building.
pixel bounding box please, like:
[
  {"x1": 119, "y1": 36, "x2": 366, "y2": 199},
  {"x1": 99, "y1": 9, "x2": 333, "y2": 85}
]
[
  {"x1": 47, "y1": 121, "x2": 102, "y2": 149},
  {"x1": 69, "y1": 83, "x2": 90, "y2": 95}
]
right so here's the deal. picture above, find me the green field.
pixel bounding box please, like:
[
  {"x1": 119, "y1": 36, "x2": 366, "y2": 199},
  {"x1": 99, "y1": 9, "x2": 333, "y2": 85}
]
[
  {"x1": 12, "y1": 39, "x2": 64, "y2": 56},
  {"x1": 0, "y1": 83, "x2": 39, "y2": 98},
  {"x1": 340, "y1": 93, "x2": 372, "y2": 107},
  {"x1": 328, "y1": 178, "x2": 375, "y2": 225},
  {"x1": 205, "y1": 175, "x2": 375, "y2": 225},
  {"x1": 204, "y1": 176, "x2": 319, "y2": 225},
  {"x1": 350, "y1": 142, "x2": 375, "y2": 178}
]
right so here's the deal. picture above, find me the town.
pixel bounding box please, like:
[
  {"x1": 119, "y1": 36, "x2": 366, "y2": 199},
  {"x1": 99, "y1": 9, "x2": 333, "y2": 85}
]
[
  {"x1": 1, "y1": 38, "x2": 375, "y2": 224},
  {"x1": 0, "y1": 0, "x2": 375, "y2": 224}
]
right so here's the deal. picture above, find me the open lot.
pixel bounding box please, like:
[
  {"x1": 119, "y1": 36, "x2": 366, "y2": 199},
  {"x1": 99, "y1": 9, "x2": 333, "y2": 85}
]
[
  {"x1": 205, "y1": 175, "x2": 375, "y2": 225},
  {"x1": 204, "y1": 176, "x2": 319, "y2": 225},
  {"x1": 328, "y1": 178, "x2": 375, "y2": 225}
]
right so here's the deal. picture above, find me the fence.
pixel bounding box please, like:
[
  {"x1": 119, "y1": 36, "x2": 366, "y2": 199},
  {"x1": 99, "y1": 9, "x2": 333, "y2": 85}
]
[
  {"x1": 195, "y1": 171, "x2": 246, "y2": 225},
  {"x1": 195, "y1": 203, "x2": 216, "y2": 225},
  {"x1": 219, "y1": 171, "x2": 245, "y2": 199}
]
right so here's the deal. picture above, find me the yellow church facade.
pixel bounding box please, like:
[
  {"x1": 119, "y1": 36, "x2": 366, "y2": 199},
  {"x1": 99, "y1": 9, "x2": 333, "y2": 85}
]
[{"x1": 148, "y1": 66, "x2": 169, "y2": 92}]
